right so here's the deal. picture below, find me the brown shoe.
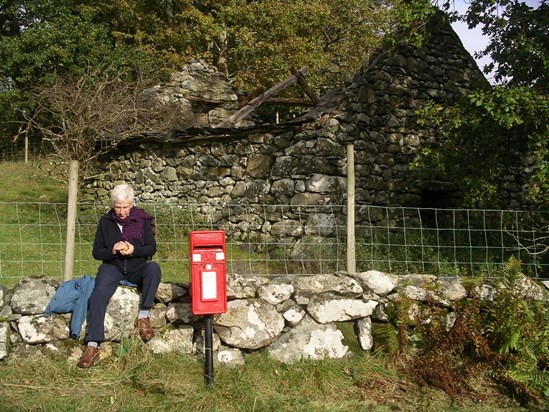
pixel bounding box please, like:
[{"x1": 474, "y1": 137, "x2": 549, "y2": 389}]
[
  {"x1": 137, "y1": 317, "x2": 155, "y2": 341},
  {"x1": 77, "y1": 346, "x2": 100, "y2": 368}
]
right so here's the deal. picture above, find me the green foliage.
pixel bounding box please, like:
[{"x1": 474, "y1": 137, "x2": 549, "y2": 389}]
[
  {"x1": 413, "y1": 86, "x2": 549, "y2": 207},
  {"x1": 115, "y1": 337, "x2": 133, "y2": 358},
  {"x1": 458, "y1": 0, "x2": 549, "y2": 90},
  {"x1": 0, "y1": 3, "x2": 149, "y2": 87},
  {"x1": 384, "y1": 0, "x2": 442, "y2": 49},
  {"x1": 1, "y1": 0, "x2": 397, "y2": 96},
  {"x1": 0, "y1": 1, "x2": 162, "y2": 149},
  {"x1": 482, "y1": 257, "x2": 549, "y2": 398},
  {"x1": 354, "y1": 212, "x2": 547, "y2": 278},
  {"x1": 0, "y1": 0, "x2": 402, "y2": 150},
  {"x1": 403, "y1": 257, "x2": 549, "y2": 406},
  {"x1": 412, "y1": 1, "x2": 549, "y2": 209},
  {"x1": 370, "y1": 322, "x2": 400, "y2": 354},
  {"x1": 219, "y1": 0, "x2": 396, "y2": 94},
  {"x1": 483, "y1": 256, "x2": 527, "y2": 354},
  {"x1": 0, "y1": 88, "x2": 31, "y2": 144}
]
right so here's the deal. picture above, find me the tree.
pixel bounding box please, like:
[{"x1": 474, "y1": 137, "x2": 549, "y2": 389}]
[
  {"x1": 460, "y1": 0, "x2": 549, "y2": 90},
  {"x1": 412, "y1": 1, "x2": 549, "y2": 208},
  {"x1": 0, "y1": 0, "x2": 400, "y2": 149},
  {"x1": 0, "y1": 0, "x2": 164, "y2": 150},
  {"x1": 60, "y1": 0, "x2": 398, "y2": 93},
  {"x1": 414, "y1": 86, "x2": 548, "y2": 207},
  {"x1": 24, "y1": 66, "x2": 173, "y2": 179}
]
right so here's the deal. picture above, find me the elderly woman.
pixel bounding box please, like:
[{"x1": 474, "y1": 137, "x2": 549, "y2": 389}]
[{"x1": 78, "y1": 184, "x2": 162, "y2": 368}]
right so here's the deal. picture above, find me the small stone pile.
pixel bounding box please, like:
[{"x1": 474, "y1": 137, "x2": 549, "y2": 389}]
[{"x1": 142, "y1": 59, "x2": 251, "y2": 129}]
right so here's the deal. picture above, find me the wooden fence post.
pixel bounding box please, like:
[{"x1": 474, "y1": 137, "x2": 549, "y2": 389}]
[
  {"x1": 347, "y1": 144, "x2": 356, "y2": 276},
  {"x1": 64, "y1": 160, "x2": 79, "y2": 281}
]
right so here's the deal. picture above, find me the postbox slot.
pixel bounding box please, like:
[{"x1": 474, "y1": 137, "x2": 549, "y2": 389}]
[{"x1": 192, "y1": 247, "x2": 225, "y2": 263}]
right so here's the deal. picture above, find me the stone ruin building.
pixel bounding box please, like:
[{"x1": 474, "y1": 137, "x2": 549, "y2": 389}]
[{"x1": 82, "y1": 13, "x2": 530, "y2": 243}]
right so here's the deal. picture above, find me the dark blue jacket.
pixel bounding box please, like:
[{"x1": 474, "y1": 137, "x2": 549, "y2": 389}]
[
  {"x1": 92, "y1": 210, "x2": 157, "y2": 275},
  {"x1": 44, "y1": 275, "x2": 95, "y2": 339}
]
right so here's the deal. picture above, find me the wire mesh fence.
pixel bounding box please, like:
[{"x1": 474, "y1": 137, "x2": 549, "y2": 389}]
[
  {"x1": 0, "y1": 201, "x2": 547, "y2": 285},
  {"x1": 0, "y1": 142, "x2": 47, "y2": 163}
]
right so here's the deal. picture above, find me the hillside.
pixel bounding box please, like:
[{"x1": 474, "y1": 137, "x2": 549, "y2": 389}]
[{"x1": 0, "y1": 160, "x2": 66, "y2": 203}]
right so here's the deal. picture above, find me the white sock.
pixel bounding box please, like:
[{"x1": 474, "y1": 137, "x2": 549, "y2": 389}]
[
  {"x1": 87, "y1": 341, "x2": 98, "y2": 348},
  {"x1": 138, "y1": 309, "x2": 149, "y2": 319}
]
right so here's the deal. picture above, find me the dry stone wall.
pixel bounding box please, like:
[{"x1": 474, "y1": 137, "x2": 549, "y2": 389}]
[{"x1": 1, "y1": 272, "x2": 547, "y2": 366}]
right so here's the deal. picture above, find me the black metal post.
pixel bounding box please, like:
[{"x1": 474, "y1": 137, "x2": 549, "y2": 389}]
[{"x1": 204, "y1": 314, "x2": 214, "y2": 386}]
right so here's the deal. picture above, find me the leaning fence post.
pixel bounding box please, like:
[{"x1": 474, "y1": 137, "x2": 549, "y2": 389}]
[
  {"x1": 64, "y1": 159, "x2": 79, "y2": 281},
  {"x1": 347, "y1": 144, "x2": 356, "y2": 276}
]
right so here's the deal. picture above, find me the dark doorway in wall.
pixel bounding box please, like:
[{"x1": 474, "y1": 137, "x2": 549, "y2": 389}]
[
  {"x1": 421, "y1": 189, "x2": 461, "y2": 209},
  {"x1": 420, "y1": 184, "x2": 463, "y2": 227}
]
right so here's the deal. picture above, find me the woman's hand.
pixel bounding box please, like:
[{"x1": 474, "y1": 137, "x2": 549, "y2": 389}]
[{"x1": 113, "y1": 241, "x2": 134, "y2": 255}]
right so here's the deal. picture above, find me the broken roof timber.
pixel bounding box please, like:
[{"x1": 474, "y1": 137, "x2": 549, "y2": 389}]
[{"x1": 113, "y1": 85, "x2": 347, "y2": 149}]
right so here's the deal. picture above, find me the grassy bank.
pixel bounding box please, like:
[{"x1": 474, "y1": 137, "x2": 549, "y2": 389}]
[
  {"x1": 0, "y1": 160, "x2": 66, "y2": 203},
  {"x1": 0, "y1": 340, "x2": 534, "y2": 412}
]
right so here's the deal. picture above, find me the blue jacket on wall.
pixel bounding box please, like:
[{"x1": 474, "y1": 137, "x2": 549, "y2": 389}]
[{"x1": 44, "y1": 275, "x2": 95, "y2": 339}]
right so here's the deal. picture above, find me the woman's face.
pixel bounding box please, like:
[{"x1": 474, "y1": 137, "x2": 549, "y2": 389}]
[{"x1": 113, "y1": 199, "x2": 132, "y2": 219}]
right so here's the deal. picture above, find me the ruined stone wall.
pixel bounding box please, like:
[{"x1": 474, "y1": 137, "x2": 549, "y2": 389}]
[{"x1": 82, "y1": 16, "x2": 529, "y2": 239}]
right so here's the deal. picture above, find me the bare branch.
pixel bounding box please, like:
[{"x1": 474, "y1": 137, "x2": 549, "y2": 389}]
[
  {"x1": 23, "y1": 66, "x2": 173, "y2": 180},
  {"x1": 505, "y1": 228, "x2": 549, "y2": 257}
]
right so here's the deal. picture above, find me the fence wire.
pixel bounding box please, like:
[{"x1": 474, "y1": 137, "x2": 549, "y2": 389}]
[{"x1": 0, "y1": 202, "x2": 547, "y2": 285}]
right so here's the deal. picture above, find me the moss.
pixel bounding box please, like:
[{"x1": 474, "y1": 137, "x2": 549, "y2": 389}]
[
  {"x1": 336, "y1": 321, "x2": 361, "y2": 354},
  {"x1": 370, "y1": 323, "x2": 399, "y2": 355},
  {"x1": 459, "y1": 277, "x2": 483, "y2": 292}
]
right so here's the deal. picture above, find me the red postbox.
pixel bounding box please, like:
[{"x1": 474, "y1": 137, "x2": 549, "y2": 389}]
[{"x1": 190, "y1": 230, "x2": 227, "y2": 315}]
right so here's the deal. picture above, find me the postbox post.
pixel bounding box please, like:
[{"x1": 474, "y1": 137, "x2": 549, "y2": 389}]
[
  {"x1": 190, "y1": 230, "x2": 227, "y2": 386},
  {"x1": 204, "y1": 315, "x2": 214, "y2": 386}
]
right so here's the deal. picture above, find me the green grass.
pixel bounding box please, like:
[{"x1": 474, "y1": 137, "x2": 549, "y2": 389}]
[
  {"x1": 0, "y1": 162, "x2": 192, "y2": 285},
  {"x1": 0, "y1": 341, "x2": 537, "y2": 412},
  {"x1": 355, "y1": 223, "x2": 548, "y2": 278},
  {"x1": 2, "y1": 160, "x2": 547, "y2": 287},
  {"x1": 0, "y1": 161, "x2": 285, "y2": 286},
  {"x1": 0, "y1": 161, "x2": 66, "y2": 203}
]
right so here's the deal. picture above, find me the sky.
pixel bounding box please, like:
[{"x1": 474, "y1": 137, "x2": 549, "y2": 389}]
[{"x1": 450, "y1": 0, "x2": 543, "y2": 82}]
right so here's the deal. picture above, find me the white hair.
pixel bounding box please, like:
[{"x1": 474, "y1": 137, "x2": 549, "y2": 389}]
[{"x1": 110, "y1": 184, "x2": 135, "y2": 206}]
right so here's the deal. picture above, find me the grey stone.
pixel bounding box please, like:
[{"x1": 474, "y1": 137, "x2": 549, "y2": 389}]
[
  {"x1": 436, "y1": 278, "x2": 468, "y2": 301},
  {"x1": 148, "y1": 326, "x2": 194, "y2": 354},
  {"x1": 166, "y1": 302, "x2": 199, "y2": 324},
  {"x1": 293, "y1": 274, "x2": 363, "y2": 298},
  {"x1": 257, "y1": 283, "x2": 294, "y2": 305},
  {"x1": 214, "y1": 299, "x2": 284, "y2": 350},
  {"x1": 356, "y1": 317, "x2": 373, "y2": 350},
  {"x1": 216, "y1": 347, "x2": 245, "y2": 367},
  {"x1": 268, "y1": 317, "x2": 348, "y2": 363},
  {"x1": 11, "y1": 277, "x2": 58, "y2": 315},
  {"x1": 156, "y1": 282, "x2": 187, "y2": 303},
  {"x1": 226, "y1": 273, "x2": 268, "y2": 299},
  {"x1": 103, "y1": 286, "x2": 140, "y2": 341},
  {"x1": 353, "y1": 270, "x2": 398, "y2": 296},
  {"x1": 0, "y1": 322, "x2": 9, "y2": 360},
  {"x1": 17, "y1": 314, "x2": 69, "y2": 344},
  {"x1": 307, "y1": 294, "x2": 378, "y2": 323}
]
